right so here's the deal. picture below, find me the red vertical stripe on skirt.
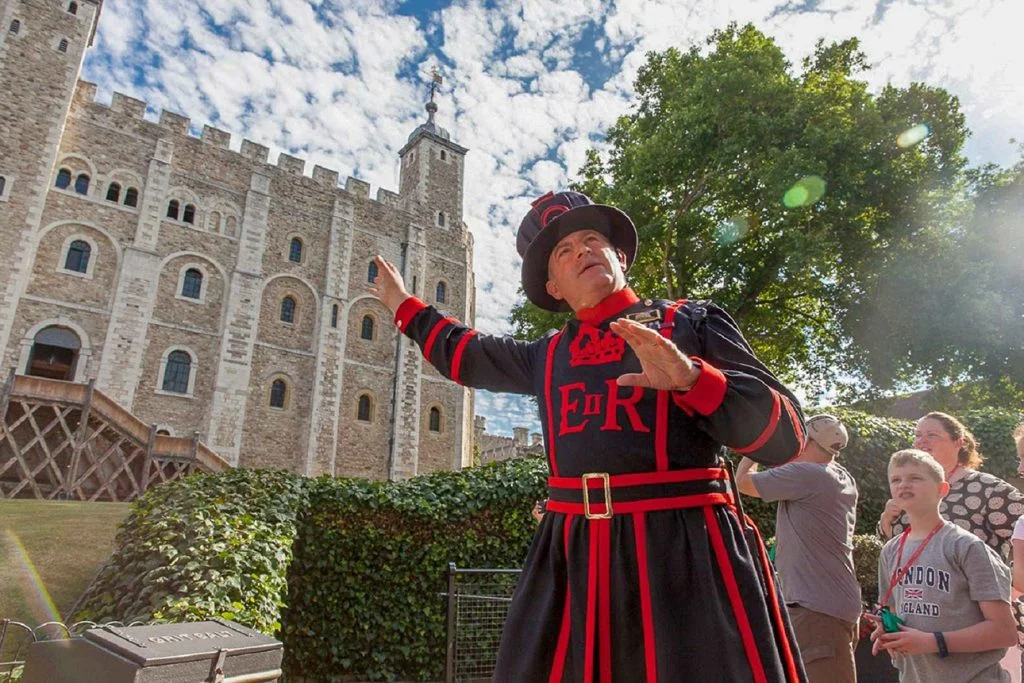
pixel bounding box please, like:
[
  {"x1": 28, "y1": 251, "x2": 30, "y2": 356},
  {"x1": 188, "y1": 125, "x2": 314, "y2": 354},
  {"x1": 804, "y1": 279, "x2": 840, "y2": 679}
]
[
  {"x1": 548, "y1": 516, "x2": 574, "y2": 683},
  {"x1": 598, "y1": 520, "x2": 612, "y2": 682},
  {"x1": 749, "y1": 520, "x2": 802, "y2": 682},
  {"x1": 654, "y1": 302, "x2": 684, "y2": 471},
  {"x1": 703, "y1": 507, "x2": 768, "y2": 683},
  {"x1": 584, "y1": 523, "x2": 598, "y2": 683},
  {"x1": 543, "y1": 332, "x2": 563, "y2": 476},
  {"x1": 450, "y1": 330, "x2": 478, "y2": 384},
  {"x1": 632, "y1": 512, "x2": 658, "y2": 683}
]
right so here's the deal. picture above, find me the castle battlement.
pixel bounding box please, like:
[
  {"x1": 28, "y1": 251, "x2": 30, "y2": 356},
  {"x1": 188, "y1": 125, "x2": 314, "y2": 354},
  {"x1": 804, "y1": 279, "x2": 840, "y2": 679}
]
[{"x1": 70, "y1": 80, "x2": 420, "y2": 207}]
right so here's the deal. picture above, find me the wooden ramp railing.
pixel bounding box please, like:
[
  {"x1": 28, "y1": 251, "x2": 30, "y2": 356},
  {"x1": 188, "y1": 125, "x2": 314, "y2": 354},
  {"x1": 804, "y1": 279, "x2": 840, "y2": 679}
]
[{"x1": 0, "y1": 371, "x2": 229, "y2": 502}]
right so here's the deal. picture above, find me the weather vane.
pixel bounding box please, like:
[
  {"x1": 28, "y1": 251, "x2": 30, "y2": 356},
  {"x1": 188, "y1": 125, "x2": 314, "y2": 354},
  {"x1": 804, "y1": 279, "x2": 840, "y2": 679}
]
[{"x1": 428, "y1": 66, "x2": 444, "y2": 102}]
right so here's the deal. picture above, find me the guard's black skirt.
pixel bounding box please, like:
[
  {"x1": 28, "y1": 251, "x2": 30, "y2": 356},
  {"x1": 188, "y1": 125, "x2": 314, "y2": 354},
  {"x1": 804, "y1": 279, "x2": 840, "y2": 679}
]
[{"x1": 493, "y1": 505, "x2": 806, "y2": 683}]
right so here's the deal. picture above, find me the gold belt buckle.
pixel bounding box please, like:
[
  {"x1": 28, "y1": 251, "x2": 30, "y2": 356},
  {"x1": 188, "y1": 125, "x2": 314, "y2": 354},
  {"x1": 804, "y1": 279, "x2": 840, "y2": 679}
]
[{"x1": 582, "y1": 472, "x2": 612, "y2": 520}]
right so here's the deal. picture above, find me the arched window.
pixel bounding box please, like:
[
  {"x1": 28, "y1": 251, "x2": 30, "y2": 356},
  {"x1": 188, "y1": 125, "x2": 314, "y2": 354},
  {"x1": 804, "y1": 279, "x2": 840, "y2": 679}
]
[
  {"x1": 225, "y1": 216, "x2": 238, "y2": 237},
  {"x1": 57, "y1": 38, "x2": 69, "y2": 53},
  {"x1": 55, "y1": 169, "x2": 71, "y2": 189},
  {"x1": 166, "y1": 199, "x2": 179, "y2": 220},
  {"x1": 124, "y1": 187, "x2": 138, "y2": 207},
  {"x1": 440, "y1": 150, "x2": 447, "y2": 161},
  {"x1": 367, "y1": 261, "x2": 378, "y2": 283},
  {"x1": 64, "y1": 240, "x2": 90, "y2": 273},
  {"x1": 182, "y1": 204, "x2": 195, "y2": 224},
  {"x1": 436, "y1": 281, "x2": 447, "y2": 304},
  {"x1": 429, "y1": 407, "x2": 441, "y2": 432},
  {"x1": 360, "y1": 315, "x2": 374, "y2": 340},
  {"x1": 181, "y1": 268, "x2": 203, "y2": 299},
  {"x1": 155, "y1": 428, "x2": 171, "y2": 436},
  {"x1": 357, "y1": 394, "x2": 372, "y2": 422},
  {"x1": 437, "y1": 212, "x2": 445, "y2": 227},
  {"x1": 68, "y1": 1, "x2": 77, "y2": 13},
  {"x1": 330, "y1": 304, "x2": 338, "y2": 328},
  {"x1": 270, "y1": 379, "x2": 287, "y2": 409},
  {"x1": 0, "y1": 176, "x2": 6, "y2": 198},
  {"x1": 105, "y1": 182, "x2": 121, "y2": 202},
  {"x1": 161, "y1": 351, "x2": 191, "y2": 394},
  {"x1": 9, "y1": 19, "x2": 20, "y2": 34},
  {"x1": 74, "y1": 173, "x2": 89, "y2": 195},
  {"x1": 208, "y1": 211, "x2": 221, "y2": 232},
  {"x1": 280, "y1": 296, "x2": 296, "y2": 323},
  {"x1": 289, "y1": 237, "x2": 303, "y2": 263}
]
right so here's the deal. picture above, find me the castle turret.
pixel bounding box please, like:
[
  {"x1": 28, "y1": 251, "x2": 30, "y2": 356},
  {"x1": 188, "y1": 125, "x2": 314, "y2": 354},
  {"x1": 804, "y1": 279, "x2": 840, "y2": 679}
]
[{"x1": 0, "y1": 0, "x2": 102, "y2": 371}]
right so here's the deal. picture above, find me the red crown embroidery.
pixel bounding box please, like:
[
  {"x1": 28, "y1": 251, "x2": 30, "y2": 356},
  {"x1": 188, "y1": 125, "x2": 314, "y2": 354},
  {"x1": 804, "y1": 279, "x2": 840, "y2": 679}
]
[{"x1": 569, "y1": 327, "x2": 626, "y2": 367}]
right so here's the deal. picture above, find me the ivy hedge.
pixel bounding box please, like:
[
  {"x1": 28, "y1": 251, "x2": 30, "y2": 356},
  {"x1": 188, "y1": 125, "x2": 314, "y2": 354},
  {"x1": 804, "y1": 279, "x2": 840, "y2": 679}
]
[{"x1": 73, "y1": 408, "x2": 1020, "y2": 680}]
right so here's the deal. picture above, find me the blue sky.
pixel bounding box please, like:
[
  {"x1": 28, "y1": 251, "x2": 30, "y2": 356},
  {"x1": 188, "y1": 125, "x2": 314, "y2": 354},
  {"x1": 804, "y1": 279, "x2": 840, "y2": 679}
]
[{"x1": 83, "y1": 0, "x2": 1023, "y2": 436}]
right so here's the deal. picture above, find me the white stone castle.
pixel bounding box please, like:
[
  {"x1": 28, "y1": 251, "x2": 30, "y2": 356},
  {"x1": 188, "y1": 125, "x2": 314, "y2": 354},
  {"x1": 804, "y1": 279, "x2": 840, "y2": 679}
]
[{"x1": 0, "y1": 0, "x2": 477, "y2": 479}]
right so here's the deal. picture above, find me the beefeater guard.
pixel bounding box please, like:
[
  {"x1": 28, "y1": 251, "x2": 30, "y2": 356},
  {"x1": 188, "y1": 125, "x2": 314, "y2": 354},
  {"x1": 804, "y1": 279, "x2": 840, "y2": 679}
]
[{"x1": 371, "y1": 190, "x2": 808, "y2": 683}]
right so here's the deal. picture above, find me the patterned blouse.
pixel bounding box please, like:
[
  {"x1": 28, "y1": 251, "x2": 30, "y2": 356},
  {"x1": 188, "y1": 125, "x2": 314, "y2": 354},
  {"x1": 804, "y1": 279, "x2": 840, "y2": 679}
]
[{"x1": 889, "y1": 469, "x2": 1024, "y2": 564}]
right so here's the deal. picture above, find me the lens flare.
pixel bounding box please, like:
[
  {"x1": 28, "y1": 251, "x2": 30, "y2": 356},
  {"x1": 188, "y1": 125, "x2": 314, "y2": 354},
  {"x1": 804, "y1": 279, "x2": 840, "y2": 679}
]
[
  {"x1": 783, "y1": 175, "x2": 826, "y2": 208},
  {"x1": 897, "y1": 124, "x2": 930, "y2": 149},
  {"x1": 716, "y1": 215, "x2": 750, "y2": 245},
  {"x1": 4, "y1": 528, "x2": 61, "y2": 623}
]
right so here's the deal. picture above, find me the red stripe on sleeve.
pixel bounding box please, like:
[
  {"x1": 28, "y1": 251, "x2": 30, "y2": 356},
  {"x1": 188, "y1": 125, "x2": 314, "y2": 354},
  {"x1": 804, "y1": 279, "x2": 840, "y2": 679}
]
[
  {"x1": 674, "y1": 358, "x2": 727, "y2": 416},
  {"x1": 732, "y1": 389, "x2": 782, "y2": 454},
  {"x1": 780, "y1": 395, "x2": 804, "y2": 463},
  {"x1": 450, "y1": 330, "x2": 478, "y2": 385},
  {"x1": 422, "y1": 316, "x2": 458, "y2": 362},
  {"x1": 393, "y1": 296, "x2": 428, "y2": 333},
  {"x1": 703, "y1": 507, "x2": 768, "y2": 683},
  {"x1": 547, "y1": 516, "x2": 574, "y2": 683},
  {"x1": 544, "y1": 332, "x2": 563, "y2": 477},
  {"x1": 632, "y1": 512, "x2": 658, "y2": 683}
]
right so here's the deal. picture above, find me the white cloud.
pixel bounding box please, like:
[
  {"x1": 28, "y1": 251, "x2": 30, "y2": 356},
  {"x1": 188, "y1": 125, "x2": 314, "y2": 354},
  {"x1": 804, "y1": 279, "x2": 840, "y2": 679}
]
[{"x1": 83, "y1": 0, "x2": 1022, "y2": 435}]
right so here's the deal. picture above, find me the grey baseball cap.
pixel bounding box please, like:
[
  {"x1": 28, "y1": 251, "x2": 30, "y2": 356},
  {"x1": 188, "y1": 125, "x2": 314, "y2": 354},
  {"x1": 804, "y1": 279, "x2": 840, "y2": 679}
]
[{"x1": 805, "y1": 414, "x2": 849, "y2": 456}]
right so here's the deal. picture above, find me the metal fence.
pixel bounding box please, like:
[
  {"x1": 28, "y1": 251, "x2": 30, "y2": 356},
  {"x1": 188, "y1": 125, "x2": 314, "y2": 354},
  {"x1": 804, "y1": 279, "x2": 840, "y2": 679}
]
[
  {"x1": 0, "y1": 618, "x2": 147, "y2": 682},
  {"x1": 442, "y1": 564, "x2": 520, "y2": 683}
]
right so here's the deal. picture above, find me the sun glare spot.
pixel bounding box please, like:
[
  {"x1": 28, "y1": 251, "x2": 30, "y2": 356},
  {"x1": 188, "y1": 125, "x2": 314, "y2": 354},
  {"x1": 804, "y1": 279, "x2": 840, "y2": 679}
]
[
  {"x1": 897, "y1": 123, "x2": 931, "y2": 149},
  {"x1": 783, "y1": 175, "x2": 826, "y2": 208}
]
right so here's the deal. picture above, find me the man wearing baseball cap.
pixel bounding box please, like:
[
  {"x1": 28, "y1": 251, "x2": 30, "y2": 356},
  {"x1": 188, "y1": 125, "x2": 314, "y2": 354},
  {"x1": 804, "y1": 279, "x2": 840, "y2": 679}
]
[
  {"x1": 736, "y1": 415, "x2": 861, "y2": 683},
  {"x1": 372, "y1": 191, "x2": 807, "y2": 682}
]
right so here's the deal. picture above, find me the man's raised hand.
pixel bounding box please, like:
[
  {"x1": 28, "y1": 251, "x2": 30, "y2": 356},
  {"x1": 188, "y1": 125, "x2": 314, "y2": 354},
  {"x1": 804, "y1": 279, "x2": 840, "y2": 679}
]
[
  {"x1": 368, "y1": 255, "x2": 410, "y2": 314},
  {"x1": 609, "y1": 318, "x2": 701, "y2": 392}
]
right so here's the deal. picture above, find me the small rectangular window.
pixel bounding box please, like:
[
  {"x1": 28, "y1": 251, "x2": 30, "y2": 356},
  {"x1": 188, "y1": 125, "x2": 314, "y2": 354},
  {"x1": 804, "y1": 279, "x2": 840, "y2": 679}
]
[
  {"x1": 9, "y1": 19, "x2": 20, "y2": 34},
  {"x1": 58, "y1": 38, "x2": 69, "y2": 53}
]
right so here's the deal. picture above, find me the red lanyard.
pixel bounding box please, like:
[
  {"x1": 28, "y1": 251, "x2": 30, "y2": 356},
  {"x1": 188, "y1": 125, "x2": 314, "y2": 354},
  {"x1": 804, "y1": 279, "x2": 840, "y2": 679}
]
[{"x1": 879, "y1": 522, "x2": 944, "y2": 608}]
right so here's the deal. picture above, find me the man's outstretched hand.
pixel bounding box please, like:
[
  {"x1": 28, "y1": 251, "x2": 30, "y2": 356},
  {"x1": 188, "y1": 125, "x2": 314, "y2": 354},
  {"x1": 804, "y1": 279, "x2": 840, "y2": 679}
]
[
  {"x1": 368, "y1": 255, "x2": 410, "y2": 314},
  {"x1": 609, "y1": 318, "x2": 701, "y2": 392}
]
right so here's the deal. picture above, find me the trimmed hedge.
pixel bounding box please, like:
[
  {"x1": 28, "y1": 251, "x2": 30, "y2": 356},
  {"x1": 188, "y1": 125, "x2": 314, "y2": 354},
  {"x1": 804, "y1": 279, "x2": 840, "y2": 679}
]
[
  {"x1": 73, "y1": 407, "x2": 1020, "y2": 680},
  {"x1": 74, "y1": 468, "x2": 310, "y2": 633},
  {"x1": 283, "y1": 457, "x2": 546, "y2": 681}
]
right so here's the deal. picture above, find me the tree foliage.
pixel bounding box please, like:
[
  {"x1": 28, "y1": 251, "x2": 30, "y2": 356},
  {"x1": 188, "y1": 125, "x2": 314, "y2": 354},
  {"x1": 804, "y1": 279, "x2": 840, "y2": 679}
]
[{"x1": 511, "y1": 24, "x2": 1023, "y2": 402}]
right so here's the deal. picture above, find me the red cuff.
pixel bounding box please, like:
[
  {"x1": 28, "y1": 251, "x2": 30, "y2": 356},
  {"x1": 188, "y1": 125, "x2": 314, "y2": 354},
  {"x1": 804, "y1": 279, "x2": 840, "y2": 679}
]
[
  {"x1": 673, "y1": 358, "x2": 727, "y2": 416},
  {"x1": 394, "y1": 297, "x2": 427, "y2": 333}
]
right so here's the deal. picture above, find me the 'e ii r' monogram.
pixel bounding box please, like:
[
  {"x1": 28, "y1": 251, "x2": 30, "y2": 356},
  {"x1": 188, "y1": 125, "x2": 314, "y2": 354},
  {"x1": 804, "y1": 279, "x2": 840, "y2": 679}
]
[{"x1": 558, "y1": 381, "x2": 651, "y2": 436}]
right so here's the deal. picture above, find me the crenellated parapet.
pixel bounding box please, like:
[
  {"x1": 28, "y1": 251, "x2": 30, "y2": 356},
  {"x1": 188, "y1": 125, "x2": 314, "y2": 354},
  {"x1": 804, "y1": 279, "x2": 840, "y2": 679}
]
[{"x1": 70, "y1": 80, "x2": 410, "y2": 209}]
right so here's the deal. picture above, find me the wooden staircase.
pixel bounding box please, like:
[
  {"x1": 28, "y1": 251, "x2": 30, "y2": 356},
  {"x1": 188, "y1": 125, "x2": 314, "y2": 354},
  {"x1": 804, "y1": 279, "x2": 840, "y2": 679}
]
[{"x1": 0, "y1": 371, "x2": 229, "y2": 502}]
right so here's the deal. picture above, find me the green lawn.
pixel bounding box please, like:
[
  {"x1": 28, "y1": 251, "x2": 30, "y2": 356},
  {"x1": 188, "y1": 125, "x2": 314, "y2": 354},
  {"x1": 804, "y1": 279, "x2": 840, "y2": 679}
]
[{"x1": 0, "y1": 500, "x2": 130, "y2": 626}]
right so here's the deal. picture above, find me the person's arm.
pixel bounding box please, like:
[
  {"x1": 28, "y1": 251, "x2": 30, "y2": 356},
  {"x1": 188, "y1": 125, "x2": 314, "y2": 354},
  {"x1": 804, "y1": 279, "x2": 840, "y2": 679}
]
[
  {"x1": 981, "y1": 476, "x2": 1024, "y2": 562},
  {"x1": 734, "y1": 457, "x2": 761, "y2": 498},
  {"x1": 1013, "y1": 538, "x2": 1024, "y2": 594},
  {"x1": 874, "y1": 600, "x2": 1017, "y2": 654},
  {"x1": 668, "y1": 303, "x2": 806, "y2": 467},
  {"x1": 371, "y1": 255, "x2": 544, "y2": 394}
]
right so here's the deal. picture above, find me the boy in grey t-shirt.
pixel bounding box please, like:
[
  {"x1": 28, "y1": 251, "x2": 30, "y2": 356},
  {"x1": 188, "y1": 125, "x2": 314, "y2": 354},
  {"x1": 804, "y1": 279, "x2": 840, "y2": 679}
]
[{"x1": 872, "y1": 449, "x2": 1016, "y2": 682}]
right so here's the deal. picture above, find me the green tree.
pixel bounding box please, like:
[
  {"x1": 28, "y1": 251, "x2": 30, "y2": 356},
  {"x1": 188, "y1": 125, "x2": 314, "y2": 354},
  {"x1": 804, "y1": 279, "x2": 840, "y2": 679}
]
[{"x1": 511, "y1": 25, "x2": 974, "y2": 401}]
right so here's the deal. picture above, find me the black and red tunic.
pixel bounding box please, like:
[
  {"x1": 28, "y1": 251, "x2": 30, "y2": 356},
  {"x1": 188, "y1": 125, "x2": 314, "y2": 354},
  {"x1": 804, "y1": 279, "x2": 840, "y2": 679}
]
[{"x1": 394, "y1": 287, "x2": 807, "y2": 683}]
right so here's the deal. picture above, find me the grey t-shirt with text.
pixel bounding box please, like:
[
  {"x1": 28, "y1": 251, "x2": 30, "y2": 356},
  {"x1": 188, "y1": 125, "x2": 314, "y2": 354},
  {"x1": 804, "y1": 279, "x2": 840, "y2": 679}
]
[
  {"x1": 751, "y1": 461, "x2": 862, "y2": 623},
  {"x1": 878, "y1": 522, "x2": 1011, "y2": 683}
]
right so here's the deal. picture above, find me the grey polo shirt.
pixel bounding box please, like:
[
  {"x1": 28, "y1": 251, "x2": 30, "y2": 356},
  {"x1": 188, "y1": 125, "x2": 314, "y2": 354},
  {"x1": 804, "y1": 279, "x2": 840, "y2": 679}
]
[{"x1": 751, "y1": 461, "x2": 862, "y2": 623}]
